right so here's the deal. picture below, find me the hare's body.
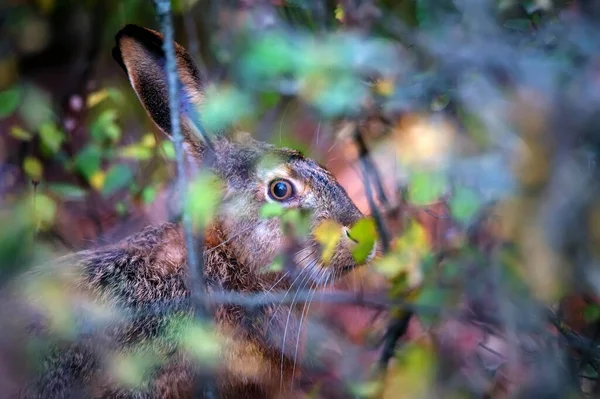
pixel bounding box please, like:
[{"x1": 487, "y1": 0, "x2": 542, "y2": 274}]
[
  {"x1": 21, "y1": 223, "x2": 298, "y2": 398},
  {"x1": 14, "y1": 24, "x2": 375, "y2": 398}
]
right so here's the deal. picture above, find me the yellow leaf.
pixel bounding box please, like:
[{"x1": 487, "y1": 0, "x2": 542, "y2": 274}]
[
  {"x1": 89, "y1": 170, "x2": 106, "y2": 191},
  {"x1": 382, "y1": 343, "x2": 435, "y2": 399},
  {"x1": 23, "y1": 156, "x2": 42, "y2": 180},
  {"x1": 375, "y1": 221, "x2": 429, "y2": 286},
  {"x1": 314, "y1": 220, "x2": 342, "y2": 264},
  {"x1": 334, "y1": 4, "x2": 345, "y2": 22},
  {"x1": 36, "y1": 0, "x2": 55, "y2": 13},
  {"x1": 87, "y1": 89, "x2": 110, "y2": 108},
  {"x1": 374, "y1": 78, "x2": 395, "y2": 97},
  {"x1": 141, "y1": 133, "x2": 157, "y2": 148},
  {"x1": 10, "y1": 125, "x2": 33, "y2": 141}
]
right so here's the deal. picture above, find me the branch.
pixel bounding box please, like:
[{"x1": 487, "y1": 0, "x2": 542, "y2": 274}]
[
  {"x1": 353, "y1": 126, "x2": 391, "y2": 253},
  {"x1": 153, "y1": 2, "x2": 214, "y2": 397}
]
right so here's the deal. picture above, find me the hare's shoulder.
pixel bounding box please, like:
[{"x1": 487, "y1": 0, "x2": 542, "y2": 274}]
[{"x1": 77, "y1": 222, "x2": 189, "y2": 302}]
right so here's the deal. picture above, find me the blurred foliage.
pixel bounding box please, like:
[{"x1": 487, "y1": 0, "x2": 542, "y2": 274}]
[{"x1": 1, "y1": 0, "x2": 600, "y2": 397}]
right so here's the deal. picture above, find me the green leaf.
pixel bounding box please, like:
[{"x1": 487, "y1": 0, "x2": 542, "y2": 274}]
[
  {"x1": 177, "y1": 320, "x2": 221, "y2": 363},
  {"x1": 101, "y1": 164, "x2": 133, "y2": 197},
  {"x1": 18, "y1": 85, "x2": 53, "y2": 130},
  {"x1": 23, "y1": 157, "x2": 43, "y2": 180},
  {"x1": 39, "y1": 122, "x2": 65, "y2": 154},
  {"x1": 281, "y1": 208, "x2": 312, "y2": 237},
  {"x1": 160, "y1": 140, "x2": 176, "y2": 160},
  {"x1": 243, "y1": 34, "x2": 298, "y2": 80},
  {"x1": 10, "y1": 125, "x2": 33, "y2": 141},
  {"x1": 584, "y1": 304, "x2": 600, "y2": 323},
  {"x1": 202, "y1": 86, "x2": 253, "y2": 132},
  {"x1": 0, "y1": 87, "x2": 22, "y2": 118},
  {"x1": 186, "y1": 172, "x2": 221, "y2": 229},
  {"x1": 408, "y1": 170, "x2": 446, "y2": 206},
  {"x1": 90, "y1": 109, "x2": 121, "y2": 143},
  {"x1": 74, "y1": 145, "x2": 102, "y2": 180},
  {"x1": 46, "y1": 183, "x2": 87, "y2": 200},
  {"x1": 34, "y1": 193, "x2": 57, "y2": 229},
  {"x1": 349, "y1": 217, "x2": 378, "y2": 264},
  {"x1": 260, "y1": 202, "x2": 285, "y2": 218},
  {"x1": 310, "y1": 74, "x2": 366, "y2": 117},
  {"x1": 262, "y1": 254, "x2": 284, "y2": 273},
  {"x1": 141, "y1": 186, "x2": 157, "y2": 204},
  {"x1": 449, "y1": 187, "x2": 481, "y2": 223},
  {"x1": 414, "y1": 286, "x2": 446, "y2": 327}
]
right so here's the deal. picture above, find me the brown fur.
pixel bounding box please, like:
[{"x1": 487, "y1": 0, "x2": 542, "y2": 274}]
[{"x1": 11, "y1": 25, "x2": 376, "y2": 398}]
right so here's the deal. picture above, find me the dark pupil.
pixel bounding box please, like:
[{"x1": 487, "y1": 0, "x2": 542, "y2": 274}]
[{"x1": 273, "y1": 182, "x2": 288, "y2": 198}]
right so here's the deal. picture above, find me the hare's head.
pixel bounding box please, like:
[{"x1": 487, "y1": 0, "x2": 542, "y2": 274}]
[{"x1": 113, "y1": 25, "x2": 376, "y2": 284}]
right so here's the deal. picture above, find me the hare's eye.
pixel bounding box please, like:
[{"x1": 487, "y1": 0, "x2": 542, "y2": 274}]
[{"x1": 269, "y1": 179, "x2": 294, "y2": 201}]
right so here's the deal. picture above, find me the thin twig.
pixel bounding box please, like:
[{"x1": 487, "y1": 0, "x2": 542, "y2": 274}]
[
  {"x1": 353, "y1": 126, "x2": 391, "y2": 253},
  {"x1": 153, "y1": 2, "x2": 214, "y2": 397}
]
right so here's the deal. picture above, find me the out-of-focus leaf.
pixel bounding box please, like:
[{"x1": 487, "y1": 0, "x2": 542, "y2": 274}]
[
  {"x1": 118, "y1": 144, "x2": 153, "y2": 160},
  {"x1": 177, "y1": 320, "x2": 221, "y2": 363},
  {"x1": 34, "y1": 193, "x2": 57, "y2": 230},
  {"x1": 141, "y1": 133, "x2": 157, "y2": 148},
  {"x1": 414, "y1": 286, "x2": 447, "y2": 327},
  {"x1": 243, "y1": 34, "x2": 298, "y2": 81},
  {"x1": 186, "y1": 172, "x2": 221, "y2": 229},
  {"x1": 109, "y1": 350, "x2": 160, "y2": 388},
  {"x1": 281, "y1": 208, "x2": 312, "y2": 237},
  {"x1": 75, "y1": 145, "x2": 102, "y2": 180},
  {"x1": 87, "y1": 89, "x2": 110, "y2": 108},
  {"x1": 101, "y1": 164, "x2": 133, "y2": 196},
  {"x1": 408, "y1": 170, "x2": 447, "y2": 206},
  {"x1": 10, "y1": 125, "x2": 33, "y2": 141},
  {"x1": 262, "y1": 254, "x2": 283, "y2": 273},
  {"x1": 0, "y1": 87, "x2": 21, "y2": 118},
  {"x1": 47, "y1": 183, "x2": 87, "y2": 200},
  {"x1": 160, "y1": 140, "x2": 176, "y2": 160},
  {"x1": 18, "y1": 85, "x2": 53, "y2": 130},
  {"x1": 260, "y1": 202, "x2": 285, "y2": 218},
  {"x1": 89, "y1": 170, "x2": 106, "y2": 191},
  {"x1": 349, "y1": 217, "x2": 377, "y2": 263},
  {"x1": 334, "y1": 4, "x2": 345, "y2": 21},
  {"x1": 23, "y1": 157, "x2": 43, "y2": 180},
  {"x1": 351, "y1": 380, "x2": 383, "y2": 398},
  {"x1": 382, "y1": 343, "x2": 435, "y2": 398},
  {"x1": 39, "y1": 122, "x2": 65, "y2": 154},
  {"x1": 449, "y1": 187, "x2": 481, "y2": 223},
  {"x1": 305, "y1": 73, "x2": 366, "y2": 117},
  {"x1": 141, "y1": 186, "x2": 157, "y2": 204},
  {"x1": 375, "y1": 221, "x2": 429, "y2": 288},
  {"x1": 37, "y1": 0, "x2": 56, "y2": 14},
  {"x1": 91, "y1": 109, "x2": 121, "y2": 143},
  {"x1": 583, "y1": 304, "x2": 600, "y2": 323},
  {"x1": 202, "y1": 86, "x2": 253, "y2": 132},
  {"x1": 374, "y1": 78, "x2": 395, "y2": 97},
  {"x1": 115, "y1": 201, "x2": 127, "y2": 216},
  {"x1": 314, "y1": 220, "x2": 342, "y2": 263}
]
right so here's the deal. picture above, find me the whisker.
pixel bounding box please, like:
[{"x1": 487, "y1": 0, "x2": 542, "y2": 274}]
[
  {"x1": 290, "y1": 266, "x2": 324, "y2": 389},
  {"x1": 279, "y1": 268, "x2": 313, "y2": 390},
  {"x1": 206, "y1": 223, "x2": 255, "y2": 253},
  {"x1": 260, "y1": 271, "x2": 289, "y2": 300},
  {"x1": 268, "y1": 267, "x2": 307, "y2": 328}
]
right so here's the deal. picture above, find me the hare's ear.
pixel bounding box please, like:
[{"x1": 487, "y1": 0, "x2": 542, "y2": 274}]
[{"x1": 112, "y1": 24, "x2": 208, "y2": 158}]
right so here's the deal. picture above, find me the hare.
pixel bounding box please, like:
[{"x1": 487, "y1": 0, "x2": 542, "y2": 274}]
[{"x1": 12, "y1": 24, "x2": 377, "y2": 399}]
